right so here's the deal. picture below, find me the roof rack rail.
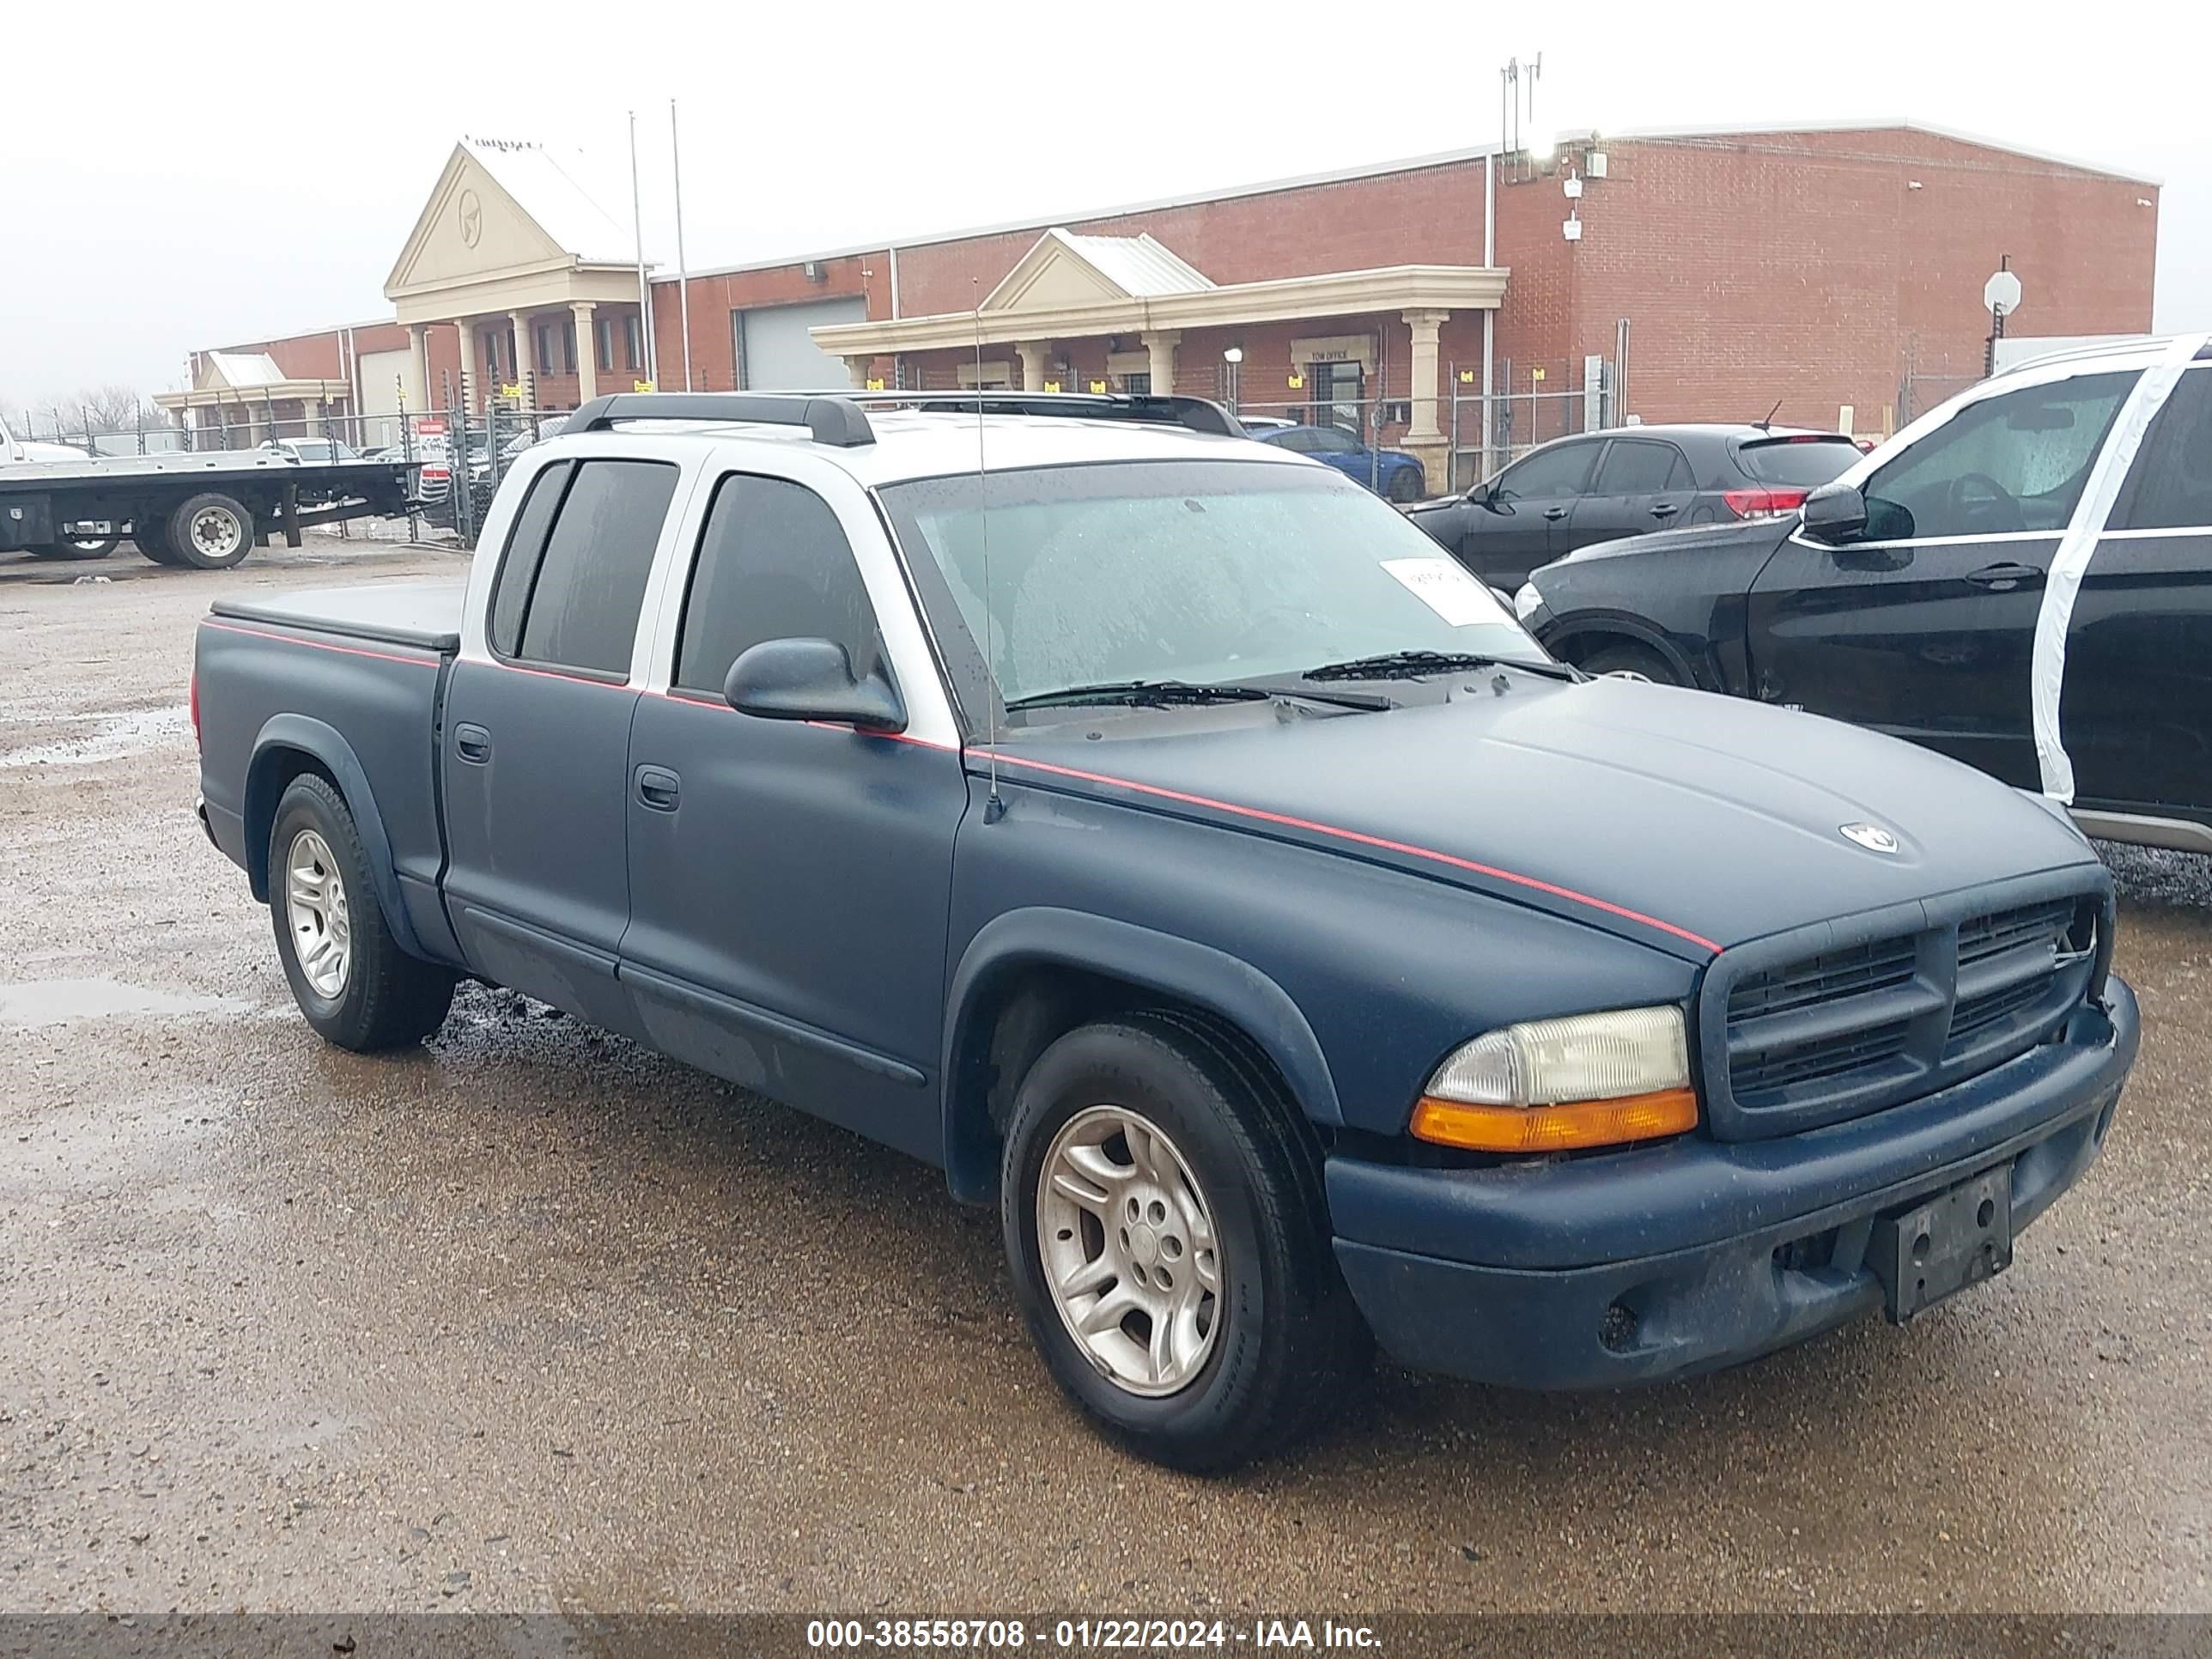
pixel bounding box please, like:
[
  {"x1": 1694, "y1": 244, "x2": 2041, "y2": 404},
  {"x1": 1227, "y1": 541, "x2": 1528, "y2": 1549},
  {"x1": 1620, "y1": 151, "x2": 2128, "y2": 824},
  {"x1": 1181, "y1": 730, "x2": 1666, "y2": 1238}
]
[
  {"x1": 565, "y1": 392, "x2": 877, "y2": 447},
  {"x1": 845, "y1": 390, "x2": 1246, "y2": 439},
  {"x1": 561, "y1": 389, "x2": 1248, "y2": 447}
]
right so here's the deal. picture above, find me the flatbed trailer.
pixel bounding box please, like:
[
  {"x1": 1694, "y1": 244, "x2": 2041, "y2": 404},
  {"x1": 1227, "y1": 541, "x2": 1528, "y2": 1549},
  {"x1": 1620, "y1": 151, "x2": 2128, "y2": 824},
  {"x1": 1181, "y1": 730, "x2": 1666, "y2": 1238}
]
[{"x1": 0, "y1": 449, "x2": 416, "y2": 568}]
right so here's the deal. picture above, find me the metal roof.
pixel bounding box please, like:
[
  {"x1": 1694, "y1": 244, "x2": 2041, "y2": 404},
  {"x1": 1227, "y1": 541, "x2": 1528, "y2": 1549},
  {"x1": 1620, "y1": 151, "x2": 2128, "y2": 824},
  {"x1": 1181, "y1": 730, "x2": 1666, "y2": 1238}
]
[
  {"x1": 461, "y1": 136, "x2": 635, "y2": 265},
  {"x1": 1051, "y1": 230, "x2": 1213, "y2": 297},
  {"x1": 203, "y1": 352, "x2": 287, "y2": 387}
]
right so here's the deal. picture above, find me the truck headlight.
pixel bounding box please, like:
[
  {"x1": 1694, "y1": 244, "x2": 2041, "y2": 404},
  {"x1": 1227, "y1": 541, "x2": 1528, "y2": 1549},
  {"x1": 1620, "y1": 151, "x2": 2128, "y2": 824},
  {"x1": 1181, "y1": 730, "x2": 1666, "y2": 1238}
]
[
  {"x1": 1411, "y1": 1006, "x2": 1697, "y2": 1153},
  {"x1": 1513, "y1": 581, "x2": 1545, "y2": 622}
]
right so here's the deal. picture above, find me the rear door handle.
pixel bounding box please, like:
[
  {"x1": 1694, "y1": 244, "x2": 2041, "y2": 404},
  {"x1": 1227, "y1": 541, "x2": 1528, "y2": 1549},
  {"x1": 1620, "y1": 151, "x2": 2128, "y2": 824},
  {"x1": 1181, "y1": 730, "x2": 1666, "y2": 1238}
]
[
  {"x1": 1650, "y1": 501, "x2": 1680, "y2": 519},
  {"x1": 1964, "y1": 562, "x2": 2045, "y2": 591},
  {"x1": 635, "y1": 764, "x2": 681, "y2": 811},
  {"x1": 454, "y1": 723, "x2": 491, "y2": 763},
  {"x1": 1541, "y1": 506, "x2": 1570, "y2": 522}
]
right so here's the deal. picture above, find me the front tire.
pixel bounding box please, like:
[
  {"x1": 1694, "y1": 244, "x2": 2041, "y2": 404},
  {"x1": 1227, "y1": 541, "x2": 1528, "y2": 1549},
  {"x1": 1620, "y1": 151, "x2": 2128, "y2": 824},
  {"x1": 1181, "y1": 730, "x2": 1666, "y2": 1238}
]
[
  {"x1": 1581, "y1": 640, "x2": 1685, "y2": 685},
  {"x1": 1001, "y1": 1014, "x2": 1370, "y2": 1471},
  {"x1": 168, "y1": 491, "x2": 255, "y2": 569},
  {"x1": 269, "y1": 774, "x2": 456, "y2": 1051}
]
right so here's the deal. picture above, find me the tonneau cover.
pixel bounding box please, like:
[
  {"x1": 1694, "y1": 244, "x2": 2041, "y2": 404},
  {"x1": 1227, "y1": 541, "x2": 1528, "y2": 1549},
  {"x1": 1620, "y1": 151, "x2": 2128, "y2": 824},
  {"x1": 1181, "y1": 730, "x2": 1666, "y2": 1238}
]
[{"x1": 210, "y1": 580, "x2": 466, "y2": 653}]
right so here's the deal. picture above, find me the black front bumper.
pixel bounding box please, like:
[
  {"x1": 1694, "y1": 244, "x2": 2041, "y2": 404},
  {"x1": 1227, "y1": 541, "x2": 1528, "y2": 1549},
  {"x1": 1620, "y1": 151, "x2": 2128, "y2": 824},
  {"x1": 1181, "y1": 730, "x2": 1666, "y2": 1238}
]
[{"x1": 1328, "y1": 981, "x2": 2138, "y2": 1389}]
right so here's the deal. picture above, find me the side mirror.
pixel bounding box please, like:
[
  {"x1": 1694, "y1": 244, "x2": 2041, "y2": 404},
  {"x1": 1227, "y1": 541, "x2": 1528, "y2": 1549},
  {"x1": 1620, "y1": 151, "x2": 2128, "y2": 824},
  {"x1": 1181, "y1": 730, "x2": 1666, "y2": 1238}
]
[
  {"x1": 723, "y1": 637, "x2": 906, "y2": 732},
  {"x1": 1799, "y1": 481, "x2": 1869, "y2": 544}
]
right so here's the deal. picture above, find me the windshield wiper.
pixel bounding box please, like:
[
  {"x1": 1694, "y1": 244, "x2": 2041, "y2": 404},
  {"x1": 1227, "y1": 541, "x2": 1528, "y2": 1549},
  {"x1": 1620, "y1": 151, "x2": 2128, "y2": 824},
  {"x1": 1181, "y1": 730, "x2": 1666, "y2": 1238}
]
[
  {"x1": 1298, "y1": 648, "x2": 1577, "y2": 683},
  {"x1": 1002, "y1": 679, "x2": 1274, "y2": 713}
]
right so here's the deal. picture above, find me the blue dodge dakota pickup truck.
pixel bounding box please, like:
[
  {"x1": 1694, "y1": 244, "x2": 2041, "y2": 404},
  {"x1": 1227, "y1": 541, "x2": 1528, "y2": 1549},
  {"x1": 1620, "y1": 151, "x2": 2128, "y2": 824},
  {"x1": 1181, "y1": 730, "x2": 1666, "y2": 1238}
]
[{"x1": 193, "y1": 391, "x2": 2138, "y2": 1470}]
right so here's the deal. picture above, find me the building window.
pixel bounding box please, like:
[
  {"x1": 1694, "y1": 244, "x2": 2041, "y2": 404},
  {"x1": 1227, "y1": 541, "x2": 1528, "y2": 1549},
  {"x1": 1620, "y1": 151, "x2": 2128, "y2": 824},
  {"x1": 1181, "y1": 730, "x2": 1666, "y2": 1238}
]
[
  {"x1": 1119, "y1": 372, "x2": 1151, "y2": 396},
  {"x1": 536, "y1": 323, "x2": 555, "y2": 376},
  {"x1": 624, "y1": 315, "x2": 642, "y2": 374},
  {"x1": 562, "y1": 320, "x2": 576, "y2": 375},
  {"x1": 597, "y1": 319, "x2": 615, "y2": 374}
]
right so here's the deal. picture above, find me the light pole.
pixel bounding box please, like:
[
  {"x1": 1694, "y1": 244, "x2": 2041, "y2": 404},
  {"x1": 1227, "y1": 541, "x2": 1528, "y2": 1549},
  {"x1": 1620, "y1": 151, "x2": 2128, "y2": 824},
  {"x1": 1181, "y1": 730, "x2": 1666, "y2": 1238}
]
[{"x1": 1222, "y1": 345, "x2": 1243, "y2": 412}]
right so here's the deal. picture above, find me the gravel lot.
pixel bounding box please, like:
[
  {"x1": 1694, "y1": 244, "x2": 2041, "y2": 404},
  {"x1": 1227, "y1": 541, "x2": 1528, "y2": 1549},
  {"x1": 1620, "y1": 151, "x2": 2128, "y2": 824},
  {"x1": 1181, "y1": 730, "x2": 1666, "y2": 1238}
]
[{"x1": 3, "y1": 538, "x2": 2208, "y2": 1621}]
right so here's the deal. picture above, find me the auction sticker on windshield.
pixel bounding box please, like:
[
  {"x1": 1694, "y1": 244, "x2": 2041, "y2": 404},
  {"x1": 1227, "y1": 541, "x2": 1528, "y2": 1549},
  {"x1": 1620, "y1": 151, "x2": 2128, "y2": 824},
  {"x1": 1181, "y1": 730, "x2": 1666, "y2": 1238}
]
[{"x1": 1380, "y1": 556, "x2": 1500, "y2": 626}]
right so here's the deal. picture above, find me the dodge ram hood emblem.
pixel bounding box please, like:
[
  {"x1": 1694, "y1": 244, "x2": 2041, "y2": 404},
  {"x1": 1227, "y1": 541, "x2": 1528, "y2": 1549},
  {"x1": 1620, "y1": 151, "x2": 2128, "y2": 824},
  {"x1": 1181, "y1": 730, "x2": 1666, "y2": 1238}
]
[{"x1": 1840, "y1": 822, "x2": 1900, "y2": 854}]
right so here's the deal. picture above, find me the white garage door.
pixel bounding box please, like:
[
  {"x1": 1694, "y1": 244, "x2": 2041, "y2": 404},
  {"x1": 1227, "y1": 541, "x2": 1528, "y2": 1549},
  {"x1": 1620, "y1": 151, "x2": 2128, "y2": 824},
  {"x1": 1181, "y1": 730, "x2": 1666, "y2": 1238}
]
[
  {"x1": 738, "y1": 297, "x2": 866, "y2": 390},
  {"x1": 355, "y1": 347, "x2": 413, "y2": 449}
]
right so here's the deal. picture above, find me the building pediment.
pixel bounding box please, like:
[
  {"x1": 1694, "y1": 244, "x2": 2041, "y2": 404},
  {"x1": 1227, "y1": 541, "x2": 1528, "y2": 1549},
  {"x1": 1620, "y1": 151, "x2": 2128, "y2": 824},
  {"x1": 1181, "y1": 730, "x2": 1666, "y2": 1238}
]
[
  {"x1": 386, "y1": 145, "x2": 568, "y2": 297},
  {"x1": 980, "y1": 228, "x2": 1214, "y2": 315}
]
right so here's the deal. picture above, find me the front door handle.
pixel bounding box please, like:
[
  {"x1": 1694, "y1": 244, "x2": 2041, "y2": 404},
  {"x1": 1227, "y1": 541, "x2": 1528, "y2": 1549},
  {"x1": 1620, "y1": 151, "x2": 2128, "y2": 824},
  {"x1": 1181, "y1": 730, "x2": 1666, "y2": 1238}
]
[
  {"x1": 1650, "y1": 501, "x2": 1680, "y2": 520},
  {"x1": 1541, "y1": 505, "x2": 1570, "y2": 522},
  {"x1": 454, "y1": 723, "x2": 491, "y2": 763},
  {"x1": 635, "y1": 765, "x2": 681, "y2": 811},
  {"x1": 1965, "y1": 561, "x2": 2045, "y2": 591}
]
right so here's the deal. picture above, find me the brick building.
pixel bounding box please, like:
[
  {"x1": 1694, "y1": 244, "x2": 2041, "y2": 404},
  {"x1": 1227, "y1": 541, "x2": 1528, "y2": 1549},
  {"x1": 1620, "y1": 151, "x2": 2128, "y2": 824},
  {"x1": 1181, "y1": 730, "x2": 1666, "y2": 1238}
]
[{"x1": 167, "y1": 120, "x2": 2158, "y2": 489}]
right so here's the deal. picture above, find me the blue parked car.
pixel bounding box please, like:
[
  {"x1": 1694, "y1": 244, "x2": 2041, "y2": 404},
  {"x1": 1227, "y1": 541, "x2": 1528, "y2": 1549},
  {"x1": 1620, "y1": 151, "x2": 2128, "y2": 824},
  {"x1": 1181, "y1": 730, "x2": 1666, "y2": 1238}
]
[
  {"x1": 1249, "y1": 422, "x2": 1427, "y2": 502},
  {"x1": 192, "y1": 389, "x2": 2136, "y2": 1471}
]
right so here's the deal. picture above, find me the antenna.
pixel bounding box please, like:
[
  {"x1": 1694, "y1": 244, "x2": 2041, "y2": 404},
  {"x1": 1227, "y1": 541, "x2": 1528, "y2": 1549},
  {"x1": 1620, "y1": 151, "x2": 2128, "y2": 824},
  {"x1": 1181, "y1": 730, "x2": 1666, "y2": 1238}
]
[
  {"x1": 974, "y1": 282, "x2": 1004, "y2": 822},
  {"x1": 1756, "y1": 395, "x2": 1783, "y2": 431}
]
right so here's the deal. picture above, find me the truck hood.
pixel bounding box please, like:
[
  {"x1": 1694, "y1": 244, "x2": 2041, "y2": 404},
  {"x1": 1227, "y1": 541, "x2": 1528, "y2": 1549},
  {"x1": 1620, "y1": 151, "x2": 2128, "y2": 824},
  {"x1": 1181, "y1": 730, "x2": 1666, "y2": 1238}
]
[{"x1": 983, "y1": 677, "x2": 2097, "y2": 961}]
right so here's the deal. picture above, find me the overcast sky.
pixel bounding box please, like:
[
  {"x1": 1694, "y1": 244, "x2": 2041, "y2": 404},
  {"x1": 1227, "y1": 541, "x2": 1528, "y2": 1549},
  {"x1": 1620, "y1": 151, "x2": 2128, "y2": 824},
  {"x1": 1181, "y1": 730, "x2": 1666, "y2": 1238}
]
[{"x1": 6, "y1": 0, "x2": 2209, "y2": 409}]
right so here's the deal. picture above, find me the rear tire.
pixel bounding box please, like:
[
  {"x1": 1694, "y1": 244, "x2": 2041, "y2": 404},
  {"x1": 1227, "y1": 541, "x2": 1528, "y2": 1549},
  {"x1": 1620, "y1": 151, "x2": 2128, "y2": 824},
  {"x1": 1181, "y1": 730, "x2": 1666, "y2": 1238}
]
[
  {"x1": 168, "y1": 491, "x2": 255, "y2": 569},
  {"x1": 1001, "y1": 1013, "x2": 1370, "y2": 1472},
  {"x1": 135, "y1": 520, "x2": 185, "y2": 564},
  {"x1": 1580, "y1": 640, "x2": 1685, "y2": 685},
  {"x1": 27, "y1": 538, "x2": 116, "y2": 560},
  {"x1": 269, "y1": 774, "x2": 456, "y2": 1052}
]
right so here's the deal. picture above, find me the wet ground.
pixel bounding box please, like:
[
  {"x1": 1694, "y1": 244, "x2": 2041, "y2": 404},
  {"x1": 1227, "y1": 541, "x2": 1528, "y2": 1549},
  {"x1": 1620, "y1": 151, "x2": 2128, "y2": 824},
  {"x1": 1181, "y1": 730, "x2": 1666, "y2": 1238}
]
[{"x1": 2, "y1": 538, "x2": 2209, "y2": 1618}]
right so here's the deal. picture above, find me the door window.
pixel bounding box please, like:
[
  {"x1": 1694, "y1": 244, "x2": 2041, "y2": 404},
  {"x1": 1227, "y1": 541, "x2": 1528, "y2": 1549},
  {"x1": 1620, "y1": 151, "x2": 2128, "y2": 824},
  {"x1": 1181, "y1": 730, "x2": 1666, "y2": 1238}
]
[
  {"x1": 1860, "y1": 370, "x2": 2138, "y2": 540},
  {"x1": 490, "y1": 459, "x2": 678, "y2": 677},
  {"x1": 2112, "y1": 367, "x2": 2212, "y2": 532},
  {"x1": 1593, "y1": 439, "x2": 1686, "y2": 495},
  {"x1": 1494, "y1": 439, "x2": 1600, "y2": 501},
  {"x1": 1307, "y1": 427, "x2": 1359, "y2": 454},
  {"x1": 674, "y1": 473, "x2": 882, "y2": 695}
]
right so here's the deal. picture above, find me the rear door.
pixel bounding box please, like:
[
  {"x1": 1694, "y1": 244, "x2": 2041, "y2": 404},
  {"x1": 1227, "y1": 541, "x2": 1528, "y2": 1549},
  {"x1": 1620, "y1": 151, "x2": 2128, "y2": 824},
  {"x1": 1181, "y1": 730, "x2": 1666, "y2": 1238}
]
[
  {"x1": 1744, "y1": 369, "x2": 2138, "y2": 787},
  {"x1": 1455, "y1": 436, "x2": 1605, "y2": 587},
  {"x1": 441, "y1": 451, "x2": 688, "y2": 1036},
  {"x1": 2061, "y1": 362, "x2": 2212, "y2": 816},
  {"x1": 618, "y1": 463, "x2": 969, "y2": 1158},
  {"x1": 1559, "y1": 437, "x2": 1694, "y2": 550}
]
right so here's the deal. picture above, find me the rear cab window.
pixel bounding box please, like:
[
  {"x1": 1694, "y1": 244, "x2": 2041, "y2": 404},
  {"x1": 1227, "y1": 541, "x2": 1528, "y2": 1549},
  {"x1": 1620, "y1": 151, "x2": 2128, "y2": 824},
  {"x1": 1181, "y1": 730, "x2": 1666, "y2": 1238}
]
[
  {"x1": 2112, "y1": 366, "x2": 2212, "y2": 531},
  {"x1": 487, "y1": 458, "x2": 680, "y2": 678}
]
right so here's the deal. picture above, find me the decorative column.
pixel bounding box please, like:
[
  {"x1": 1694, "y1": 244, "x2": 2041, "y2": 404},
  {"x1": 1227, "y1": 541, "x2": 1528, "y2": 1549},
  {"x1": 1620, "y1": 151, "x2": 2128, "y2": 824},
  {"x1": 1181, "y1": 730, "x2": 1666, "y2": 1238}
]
[
  {"x1": 846, "y1": 356, "x2": 874, "y2": 389},
  {"x1": 405, "y1": 323, "x2": 429, "y2": 412},
  {"x1": 1015, "y1": 342, "x2": 1050, "y2": 392},
  {"x1": 1401, "y1": 308, "x2": 1451, "y2": 495},
  {"x1": 508, "y1": 311, "x2": 533, "y2": 399},
  {"x1": 571, "y1": 303, "x2": 598, "y2": 403},
  {"x1": 1142, "y1": 330, "x2": 1179, "y2": 397}
]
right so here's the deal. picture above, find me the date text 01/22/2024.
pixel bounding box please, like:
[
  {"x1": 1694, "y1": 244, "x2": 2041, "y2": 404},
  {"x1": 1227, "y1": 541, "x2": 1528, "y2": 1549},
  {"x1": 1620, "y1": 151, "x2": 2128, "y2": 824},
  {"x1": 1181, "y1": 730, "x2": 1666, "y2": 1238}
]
[{"x1": 804, "y1": 1619, "x2": 1382, "y2": 1650}]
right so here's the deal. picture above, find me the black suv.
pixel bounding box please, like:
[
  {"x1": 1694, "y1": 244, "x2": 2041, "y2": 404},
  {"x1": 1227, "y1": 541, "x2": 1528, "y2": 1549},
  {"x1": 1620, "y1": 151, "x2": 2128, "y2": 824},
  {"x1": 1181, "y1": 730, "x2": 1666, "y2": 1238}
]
[
  {"x1": 1408, "y1": 423, "x2": 1862, "y2": 589},
  {"x1": 1516, "y1": 337, "x2": 2212, "y2": 854}
]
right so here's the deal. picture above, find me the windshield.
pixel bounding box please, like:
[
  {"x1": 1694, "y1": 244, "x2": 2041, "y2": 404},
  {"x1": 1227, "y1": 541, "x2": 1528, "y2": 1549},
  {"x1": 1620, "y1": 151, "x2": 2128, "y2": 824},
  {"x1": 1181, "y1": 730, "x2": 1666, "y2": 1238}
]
[{"x1": 878, "y1": 459, "x2": 1544, "y2": 714}]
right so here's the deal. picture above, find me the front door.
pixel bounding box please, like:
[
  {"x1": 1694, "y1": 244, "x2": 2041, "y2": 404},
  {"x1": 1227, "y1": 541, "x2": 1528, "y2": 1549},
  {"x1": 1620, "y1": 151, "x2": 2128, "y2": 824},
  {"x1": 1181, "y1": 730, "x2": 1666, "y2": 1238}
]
[
  {"x1": 2063, "y1": 362, "x2": 2212, "y2": 815},
  {"x1": 1562, "y1": 436, "x2": 1695, "y2": 552},
  {"x1": 1455, "y1": 435, "x2": 1606, "y2": 588},
  {"x1": 441, "y1": 454, "x2": 684, "y2": 1036},
  {"x1": 620, "y1": 468, "x2": 968, "y2": 1159},
  {"x1": 1746, "y1": 368, "x2": 2139, "y2": 787}
]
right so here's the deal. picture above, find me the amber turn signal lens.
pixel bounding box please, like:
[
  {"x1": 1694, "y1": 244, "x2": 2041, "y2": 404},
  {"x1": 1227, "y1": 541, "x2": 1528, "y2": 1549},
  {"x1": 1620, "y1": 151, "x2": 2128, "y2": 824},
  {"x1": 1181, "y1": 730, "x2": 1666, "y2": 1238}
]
[{"x1": 1410, "y1": 1087, "x2": 1699, "y2": 1154}]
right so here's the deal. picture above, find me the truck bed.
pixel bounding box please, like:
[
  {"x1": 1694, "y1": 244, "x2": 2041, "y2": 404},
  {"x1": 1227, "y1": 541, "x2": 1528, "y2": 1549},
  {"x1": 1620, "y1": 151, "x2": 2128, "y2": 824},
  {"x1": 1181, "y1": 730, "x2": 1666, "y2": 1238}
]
[{"x1": 210, "y1": 580, "x2": 466, "y2": 653}]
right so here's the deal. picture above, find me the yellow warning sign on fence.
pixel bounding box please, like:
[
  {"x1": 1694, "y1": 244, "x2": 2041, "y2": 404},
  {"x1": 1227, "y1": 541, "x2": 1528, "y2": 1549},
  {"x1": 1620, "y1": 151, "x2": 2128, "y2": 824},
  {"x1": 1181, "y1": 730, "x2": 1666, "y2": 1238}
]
[
  {"x1": 500, "y1": 382, "x2": 522, "y2": 399},
  {"x1": 1459, "y1": 368, "x2": 1476, "y2": 383},
  {"x1": 1286, "y1": 374, "x2": 1304, "y2": 390},
  {"x1": 633, "y1": 380, "x2": 655, "y2": 393},
  {"x1": 1089, "y1": 380, "x2": 1108, "y2": 394},
  {"x1": 866, "y1": 378, "x2": 886, "y2": 391}
]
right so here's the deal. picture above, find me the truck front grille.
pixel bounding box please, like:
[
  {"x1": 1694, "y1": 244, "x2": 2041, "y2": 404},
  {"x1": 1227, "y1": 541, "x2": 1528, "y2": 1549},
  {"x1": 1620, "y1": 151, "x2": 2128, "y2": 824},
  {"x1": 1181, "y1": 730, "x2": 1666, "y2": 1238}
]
[{"x1": 1703, "y1": 882, "x2": 2106, "y2": 1139}]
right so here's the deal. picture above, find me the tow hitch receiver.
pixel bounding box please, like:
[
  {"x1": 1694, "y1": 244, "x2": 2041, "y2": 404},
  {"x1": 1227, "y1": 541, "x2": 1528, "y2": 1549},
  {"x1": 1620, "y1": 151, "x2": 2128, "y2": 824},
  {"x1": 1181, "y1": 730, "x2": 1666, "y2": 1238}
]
[{"x1": 1871, "y1": 1164, "x2": 2014, "y2": 1323}]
